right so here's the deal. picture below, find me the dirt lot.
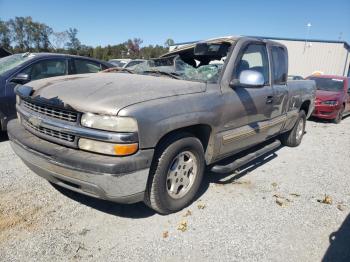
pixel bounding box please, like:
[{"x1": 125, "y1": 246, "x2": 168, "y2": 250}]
[{"x1": 0, "y1": 117, "x2": 349, "y2": 262}]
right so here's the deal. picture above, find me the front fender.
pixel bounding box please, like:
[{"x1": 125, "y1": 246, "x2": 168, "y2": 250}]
[{"x1": 118, "y1": 92, "x2": 222, "y2": 149}]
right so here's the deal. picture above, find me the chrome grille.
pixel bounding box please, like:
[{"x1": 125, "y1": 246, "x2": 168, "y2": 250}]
[
  {"x1": 23, "y1": 119, "x2": 75, "y2": 142},
  {"x1": 23, "y1": 100, "x2": 78, "y2": 122}
]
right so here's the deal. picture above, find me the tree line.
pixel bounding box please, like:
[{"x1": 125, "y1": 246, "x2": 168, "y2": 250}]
[{"x1": 0, "y1": 16, "x2": 175, "y2": 60}]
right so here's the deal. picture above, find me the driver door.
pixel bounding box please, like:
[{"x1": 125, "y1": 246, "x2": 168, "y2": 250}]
[{"x1": 218, "y1": 42, "x2": 274, "y2": 157}]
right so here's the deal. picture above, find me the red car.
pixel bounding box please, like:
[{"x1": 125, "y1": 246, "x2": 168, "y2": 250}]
[{"x1": 307, "y1": 75, "x2": 350, "y2": 123}]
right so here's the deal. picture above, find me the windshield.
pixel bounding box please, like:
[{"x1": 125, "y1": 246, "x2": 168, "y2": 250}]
[
  {"x1": 0, "y1": 53, "x2": 34, "y2": 75},
  {"x1": 131, "y1": 56, "x2": 224, "y2": 82},
  {"x1": 132, "y1": 49, "x2": 230, "y2": 83},
  {"x1": 309, "y1": 77, "x2": 344, "y2": 92},
  {"x1": 104, "y1": 42, "x2": 232, "y2": 83}
]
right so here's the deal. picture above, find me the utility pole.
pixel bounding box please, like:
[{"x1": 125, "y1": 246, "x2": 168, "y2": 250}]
[
  {"x1": 304, "y1": 22, "x2": 312, "y2": 53},
  {"x1": 338, "y1": 32, "x2": 343, "y2": 40}
]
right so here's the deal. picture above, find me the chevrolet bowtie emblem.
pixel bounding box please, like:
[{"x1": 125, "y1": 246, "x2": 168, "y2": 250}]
[{"x1": 28, "y1": 116, "x2": 42, "y2": 127}]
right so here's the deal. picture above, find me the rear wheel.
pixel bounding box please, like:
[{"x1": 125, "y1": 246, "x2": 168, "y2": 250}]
[
  {"x1": 144, "y1": 133, "x2": 205, "y2": 214},
  {"x1": 280, "y1": 110, "x2": 306, "y2": 147},
  {"x1": 333, "y1": 106, "x2": 344, "y2": 124}
]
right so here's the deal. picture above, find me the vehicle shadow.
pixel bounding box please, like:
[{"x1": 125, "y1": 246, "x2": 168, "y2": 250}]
[
  {"x1": 51, "y1": 184, "x2": 156, "y2": 219},
  {"x1": 322, "y1": 213, "x2": 350, "y2": 262},
  {"x1": 308, "y1": 114, "x2": 350, "y2": 124},
  {"x1": 342, "y1": 114, "x2": 350, "y2": 120},
  {"x1": 52, "y1": 141, "x2": 283, "y2": 218},
  {"x1": 196, "y1": 143, "x2": 281, "y2": 199},
  {"x1": 307, "y1": 116, "x2": 331, "y2": 124},
  {"x1": 0, "y1": 132, "x2": 9, "y2": 142}
]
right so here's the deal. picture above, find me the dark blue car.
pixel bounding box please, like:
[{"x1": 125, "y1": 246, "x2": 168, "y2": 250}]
[{"x1": 0, "y1": 53, "x2": 112, "y2": 131}]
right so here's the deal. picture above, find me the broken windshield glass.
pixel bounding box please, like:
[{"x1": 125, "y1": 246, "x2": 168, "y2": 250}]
[
  {"x1": 131, "y1": 41, "x2": 232, "y2": 82},
  {"x1": 104, "y1": 41, "x2": 232, "y2": 82},
  {"x1": 132, "y1": 55, "x2": 225, "y2": 83}
]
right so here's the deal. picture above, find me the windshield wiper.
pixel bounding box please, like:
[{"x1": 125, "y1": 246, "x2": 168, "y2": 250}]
[
  {"x1": 101, "y1": 67, "x2": 135, "y2": 74},
  {"x1": 141, "y1": 70, "x2": 180, "y2": 79}
]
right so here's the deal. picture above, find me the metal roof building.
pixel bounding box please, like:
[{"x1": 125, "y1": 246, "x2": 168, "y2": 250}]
[{"x1": 170, "y1": 36, "x2": 350, "y2": 78}]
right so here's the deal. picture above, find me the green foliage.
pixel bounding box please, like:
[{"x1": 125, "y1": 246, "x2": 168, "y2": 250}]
[
  {"x1": 65, "y1": 28, "x2": 81, "y2": 53},
  {"x1": 0, "y1": 19, "x2": 11, "y2": 50},
  {"x1": 0, "y1": 16, "x2": 171, "y2": 60},
  {"x1": 164, "y1": 38, "x2": 175, "y2": 47}
]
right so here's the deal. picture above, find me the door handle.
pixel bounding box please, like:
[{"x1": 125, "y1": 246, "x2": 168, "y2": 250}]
[{"x1": 266, "y1": 96, "x2": 274, "y2": 104}]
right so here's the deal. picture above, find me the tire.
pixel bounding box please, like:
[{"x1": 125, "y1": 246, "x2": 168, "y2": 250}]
[
  {"x1": 144, "y1": 133, "x2": 205, "y2": 214},
  {"x1": 280, "y1": 110, "x2": 306, "y2": 147},
  {"x1": 333, "y1": 106, "x2": 344, "y2": 124}
]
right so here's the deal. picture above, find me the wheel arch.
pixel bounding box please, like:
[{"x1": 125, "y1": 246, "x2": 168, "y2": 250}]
[
  {"x1": 300, "y1": 100, "x2": 311, "y2": 116},
  {"x1": 154, "y1": 124, "x2": 214, "y2": 165}
]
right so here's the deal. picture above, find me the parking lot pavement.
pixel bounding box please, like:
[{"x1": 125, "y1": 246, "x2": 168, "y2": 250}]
[{"x1": 0, "y1": 117, "x2": 349, "y2": 262}]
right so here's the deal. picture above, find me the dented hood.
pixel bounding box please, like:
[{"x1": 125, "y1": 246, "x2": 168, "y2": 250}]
[{"x1": 24, "y1": 73, "x2": 206, "y2": 115}]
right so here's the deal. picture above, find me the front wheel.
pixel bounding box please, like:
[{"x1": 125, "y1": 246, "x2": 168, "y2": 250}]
[
  {"x1": 144, "y1": 133, "x2": 205, "y2": 214},
  {"x1": 280, "y1": 110, "x2": 306, "y2": 147},
  {"x1": 333, "y1": 106, "x2": 344, "y2": 124}
]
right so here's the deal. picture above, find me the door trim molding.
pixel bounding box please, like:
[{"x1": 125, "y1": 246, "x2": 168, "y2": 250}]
[{"x1": 222, "y1": 115, "x2": 287, "y2": 145}]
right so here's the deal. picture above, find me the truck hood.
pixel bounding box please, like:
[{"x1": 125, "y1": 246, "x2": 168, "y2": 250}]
[
  {"x1": 316, "y1": 90, "x2": 343, "y2": 101},
  {"x1": 25, "y1": 73, "x2": 206, "y2": 115}
]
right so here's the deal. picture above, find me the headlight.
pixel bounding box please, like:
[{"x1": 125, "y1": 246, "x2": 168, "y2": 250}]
[
  {"x1": 78, "y1": 138, "x2": 138, "y2": 156},
  {"x1": 321, "y1": 100, "x2": 338, "y2": 106},
  {"x1": 81, "y1": 113, "x2": 138, "y2": 132}
]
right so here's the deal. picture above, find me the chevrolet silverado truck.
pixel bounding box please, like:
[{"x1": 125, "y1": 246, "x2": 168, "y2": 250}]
[{"x1": 8, "y1": 36, "x2": 316, "y2": 214}]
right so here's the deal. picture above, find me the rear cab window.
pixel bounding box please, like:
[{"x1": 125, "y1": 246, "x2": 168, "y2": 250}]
[{"x1": 271, "y1": 46, "x2": 288, "y2": 85}]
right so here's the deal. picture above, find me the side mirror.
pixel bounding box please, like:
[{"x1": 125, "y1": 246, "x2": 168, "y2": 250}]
[
  {"x1": 230, "y1": 70, "x2": 265, "y2": 88},
  {"x1": 11, "y1": 73, "x2": 30, "y2": 85}
]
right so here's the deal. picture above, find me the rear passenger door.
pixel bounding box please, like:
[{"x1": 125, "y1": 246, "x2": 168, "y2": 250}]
[{"x1": 267, "y1": 45, "x2": 289, "y2": 136}]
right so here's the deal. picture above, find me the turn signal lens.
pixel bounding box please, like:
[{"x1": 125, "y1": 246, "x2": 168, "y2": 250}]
[
  {"x1": 113, "y1": 143, "x2": 139, "y2": 156},
  {"x1": 78, "y1": 138, "x2": 138, "y2": 156}
]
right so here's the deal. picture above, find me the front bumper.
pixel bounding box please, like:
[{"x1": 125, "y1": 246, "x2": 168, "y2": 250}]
[
  {"x1": 8, "y1": 120, "x2": 154, "y2": 204},
  {"x1": 312, "y1": 104, "x2": 340, "y2": 119}
]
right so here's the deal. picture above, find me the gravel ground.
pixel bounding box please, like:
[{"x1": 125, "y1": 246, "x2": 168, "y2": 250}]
[{"x1": 0, "y1": 117, "x2": 349, "y2": 262}]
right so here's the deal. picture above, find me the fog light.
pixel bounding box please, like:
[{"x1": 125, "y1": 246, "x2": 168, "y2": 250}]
[{"x1": 78, "y1": 138, "x2": 138, "y2": 156}]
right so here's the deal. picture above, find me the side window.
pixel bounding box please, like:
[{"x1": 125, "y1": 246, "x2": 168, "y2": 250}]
[
  {"x1": 23, "y1": 59, "x2": 67, "y2": 81},
  {"x1": 101, "y1": 63, "x2": 109, "y2": 70},
  {"x1": 74, "y1": 59, "x2": 102, "y2": 74},
  {"x1": 348, "y1": 79, "x2": 350, "y2": 91},
  {"x1": 234, "y1": 44, "x2": 270, "y2": 84},
  {"x1": 271, "y1": 46, "x2": 288, "y2": 85}
]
